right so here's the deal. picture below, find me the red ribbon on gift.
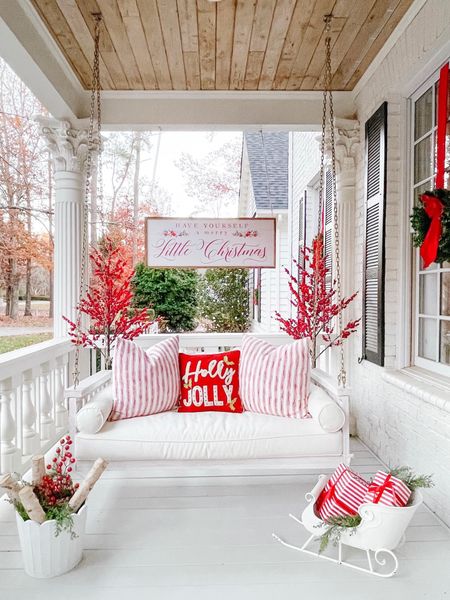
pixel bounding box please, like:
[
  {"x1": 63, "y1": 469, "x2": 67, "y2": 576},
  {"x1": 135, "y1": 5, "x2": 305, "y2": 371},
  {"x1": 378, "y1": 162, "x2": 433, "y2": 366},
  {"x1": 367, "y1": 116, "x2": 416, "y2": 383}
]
[
  {"x1": 436, "y1": 62, "x2": 449, "y2": 189},
  {"x1": 316, "y1": 471, "x2": 358, "y2": 517},
  {"x1": 367, "y1": 474, "x2": 403, "y2": 506},
  {"x1": 420, "y1": 194, "x2": 444, "y2": 268}
]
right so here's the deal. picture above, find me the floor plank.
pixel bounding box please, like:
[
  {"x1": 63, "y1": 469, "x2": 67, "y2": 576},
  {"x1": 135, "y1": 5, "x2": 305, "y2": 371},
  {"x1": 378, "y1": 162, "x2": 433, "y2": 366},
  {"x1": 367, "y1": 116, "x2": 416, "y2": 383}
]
[{"x1": 1, "y1": 437, "x2": 449, "y2": 599}]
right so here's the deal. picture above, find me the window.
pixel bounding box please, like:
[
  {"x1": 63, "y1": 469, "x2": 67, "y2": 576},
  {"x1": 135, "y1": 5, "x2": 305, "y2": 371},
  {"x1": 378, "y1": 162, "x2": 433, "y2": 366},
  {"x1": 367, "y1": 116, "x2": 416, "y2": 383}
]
[
  {"x1": 324, "y1": 169, "x2": 334, "y2": 291},
  {"x1": 297, "y1": 190, "x2": 306, "y2": 265},
  {"x1": 411, "y1": 71, "x2": 450, "y2": 376},
  {"x1": 253, "y1": 268, "x2": 261, "y2": 323}
]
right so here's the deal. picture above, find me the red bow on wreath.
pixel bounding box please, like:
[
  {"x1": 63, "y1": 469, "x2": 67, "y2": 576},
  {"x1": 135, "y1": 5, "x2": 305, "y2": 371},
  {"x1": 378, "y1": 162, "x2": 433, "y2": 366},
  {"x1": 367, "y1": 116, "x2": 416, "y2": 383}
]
[{"x1": 420, "y1": 194, "x2": 444, "y2": 269}]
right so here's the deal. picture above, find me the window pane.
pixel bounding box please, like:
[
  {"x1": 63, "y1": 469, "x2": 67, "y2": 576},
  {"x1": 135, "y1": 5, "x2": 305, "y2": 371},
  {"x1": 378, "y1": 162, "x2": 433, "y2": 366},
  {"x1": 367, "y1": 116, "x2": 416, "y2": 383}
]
[
  {"x1": 414, "y1": 181, "x2": 432, "y2": 206},
  {"x1": 420, "y1": 256, "x2": 438, "y2": 271},
  {"x1": 414, "y1": 136, "x2": 433, "y2": 183},
  {"x1": 434, "y1": 81, "x2": 439, "y2": 127},
  {"x1": 441, "y1": 272, "x2": 450, "y2": 316},
  {"x1": 415, "y1": 88, "x2": 433, "y2": 139},
  {"x1": 418, "y1": 317, "x2": 438, "y2": 360},
  {"x1": 440, "y1": 321, "x2": 450, "y2": 365},
  {"x1": 419, "y1": 273, "x2": 438, "y2": 314}
]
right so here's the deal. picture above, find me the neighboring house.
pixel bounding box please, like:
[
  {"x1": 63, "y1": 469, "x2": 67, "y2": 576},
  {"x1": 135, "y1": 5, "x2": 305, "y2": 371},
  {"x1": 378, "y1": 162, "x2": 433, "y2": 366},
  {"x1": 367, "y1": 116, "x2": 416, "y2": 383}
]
[{"x1": 238, "y1": 132, "x2": 289, "y2": 332}]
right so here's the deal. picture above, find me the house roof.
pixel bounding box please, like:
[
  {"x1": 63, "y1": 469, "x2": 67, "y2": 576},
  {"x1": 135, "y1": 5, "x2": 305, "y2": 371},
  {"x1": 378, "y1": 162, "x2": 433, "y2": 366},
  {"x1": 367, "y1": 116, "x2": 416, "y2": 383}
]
[{"x1": 244, "y1": 132, "x2": 289, "y2": 212}]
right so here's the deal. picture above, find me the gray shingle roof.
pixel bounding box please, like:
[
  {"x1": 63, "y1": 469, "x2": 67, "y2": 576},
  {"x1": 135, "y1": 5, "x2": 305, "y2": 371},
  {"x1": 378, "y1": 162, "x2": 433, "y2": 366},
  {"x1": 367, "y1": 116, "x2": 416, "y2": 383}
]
[{"x1": 244, "y1": 131, "x2": 289, "y2": 211}]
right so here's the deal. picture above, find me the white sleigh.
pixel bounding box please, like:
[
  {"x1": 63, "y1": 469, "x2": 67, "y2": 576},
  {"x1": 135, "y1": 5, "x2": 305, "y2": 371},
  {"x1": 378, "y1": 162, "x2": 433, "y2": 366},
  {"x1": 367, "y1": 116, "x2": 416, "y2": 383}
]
[{"x1": 273, "y1": 474, "x2": 423, "y2": 577}]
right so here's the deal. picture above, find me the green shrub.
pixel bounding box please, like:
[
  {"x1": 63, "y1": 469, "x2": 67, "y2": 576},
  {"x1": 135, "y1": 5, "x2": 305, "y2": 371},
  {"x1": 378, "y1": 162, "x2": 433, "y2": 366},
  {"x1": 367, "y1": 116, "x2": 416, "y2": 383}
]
[
  {"x1": 199, "y1": 268, "x2": 250, "y2": 332},
  {"x1": 132, "y1": 265, "x2": 199, "y2": 332}
]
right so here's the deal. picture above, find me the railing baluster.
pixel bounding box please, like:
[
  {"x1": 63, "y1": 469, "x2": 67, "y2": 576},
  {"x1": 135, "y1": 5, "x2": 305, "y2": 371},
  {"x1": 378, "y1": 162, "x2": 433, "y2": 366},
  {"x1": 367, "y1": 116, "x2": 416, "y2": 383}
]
[
  {"x1": 0, "y1": 377, "x2": 19, "y2": 473},
  {"x1": 54, "y1": 355, "x2": 68, "y2": 430},
  {"x1": 39, "y1": 361, "x2": 55, "y2": 441},
  {"x1": 22, "y1": 369, "x2": 39, "y2": 456}
]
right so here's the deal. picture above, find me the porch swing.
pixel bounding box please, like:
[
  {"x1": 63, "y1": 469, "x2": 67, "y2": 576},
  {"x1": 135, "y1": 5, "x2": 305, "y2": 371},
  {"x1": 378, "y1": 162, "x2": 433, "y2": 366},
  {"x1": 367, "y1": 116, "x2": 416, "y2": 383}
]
[{"x1": 65, "y1": 14, "x2": 351, "y2": 474}]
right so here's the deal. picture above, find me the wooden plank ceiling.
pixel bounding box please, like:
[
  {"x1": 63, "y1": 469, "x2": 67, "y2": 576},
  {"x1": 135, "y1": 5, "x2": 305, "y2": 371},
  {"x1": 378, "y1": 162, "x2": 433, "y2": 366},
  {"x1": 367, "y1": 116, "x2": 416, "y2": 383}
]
[{"x1": 30, "y1": 0, "x2": 414, "y2": 91}]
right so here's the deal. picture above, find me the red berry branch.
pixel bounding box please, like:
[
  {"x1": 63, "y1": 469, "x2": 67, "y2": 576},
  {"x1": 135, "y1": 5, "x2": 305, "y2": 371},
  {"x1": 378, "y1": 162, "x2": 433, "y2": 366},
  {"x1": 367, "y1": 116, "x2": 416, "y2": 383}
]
[
  {"x1": 35, "y1": 436, "x2": 79, "y2": 509},
  {"x1": 275, "y1": 234, "x2": 360, "y2": 366},
  {"x1": 64, "y1": 238, "x2": 157, "y2": 368}
]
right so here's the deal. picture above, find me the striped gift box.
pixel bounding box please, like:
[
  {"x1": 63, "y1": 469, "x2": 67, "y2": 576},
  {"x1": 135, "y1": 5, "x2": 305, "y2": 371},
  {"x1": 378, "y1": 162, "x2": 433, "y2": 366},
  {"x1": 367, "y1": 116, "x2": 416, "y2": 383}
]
[
  {"x1": 363, "y1": 471, "x2": 411, "y2": 507},
  {"x1": 316, "y1": 463, "x2": 369, "y2": 522}
]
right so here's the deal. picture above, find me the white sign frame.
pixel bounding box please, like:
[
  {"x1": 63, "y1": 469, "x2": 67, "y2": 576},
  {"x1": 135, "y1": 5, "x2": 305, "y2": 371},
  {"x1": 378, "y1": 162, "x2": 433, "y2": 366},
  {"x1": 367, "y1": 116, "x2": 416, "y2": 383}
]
[{"x1": 145, "y1": 217, "x2": 276, "y2": 269}]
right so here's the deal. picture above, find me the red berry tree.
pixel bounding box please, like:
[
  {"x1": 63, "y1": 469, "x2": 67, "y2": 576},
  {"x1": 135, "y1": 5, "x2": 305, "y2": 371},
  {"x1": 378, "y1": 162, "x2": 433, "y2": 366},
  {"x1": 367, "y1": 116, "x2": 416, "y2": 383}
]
[
  {"x1": 64, "y1": 238, "x2": 156, "y2": 369},
  {"x1": 275, "y1": 234, "x2": 360, "y2": 367}
]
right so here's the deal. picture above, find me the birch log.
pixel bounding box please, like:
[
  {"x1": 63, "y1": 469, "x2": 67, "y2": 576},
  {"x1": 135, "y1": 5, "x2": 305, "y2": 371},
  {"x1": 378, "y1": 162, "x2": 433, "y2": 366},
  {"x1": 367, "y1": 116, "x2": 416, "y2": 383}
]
[
  {"x1": 69, "y1": 458, "x2": 108, "y2": 512},
  {"x1": 0, "y1": 474, "x2": 21, "y2": 501},
  {"x1": 18, "y1": 486, "x2": 46, "y2": 523},
  {"x1": 32, "y1": 455, "x2": 46, "y2": 485}
]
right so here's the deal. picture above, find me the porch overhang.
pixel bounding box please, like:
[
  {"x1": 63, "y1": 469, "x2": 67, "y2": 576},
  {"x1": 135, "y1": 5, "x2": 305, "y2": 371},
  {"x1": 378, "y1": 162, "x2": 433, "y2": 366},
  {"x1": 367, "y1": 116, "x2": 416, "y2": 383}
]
[
  {"x1": 3, "y1": 0, "x2": 425, "y2": 129},
  {"x1": 0, "y1": 0, "x2": 356, "y2": 128}
]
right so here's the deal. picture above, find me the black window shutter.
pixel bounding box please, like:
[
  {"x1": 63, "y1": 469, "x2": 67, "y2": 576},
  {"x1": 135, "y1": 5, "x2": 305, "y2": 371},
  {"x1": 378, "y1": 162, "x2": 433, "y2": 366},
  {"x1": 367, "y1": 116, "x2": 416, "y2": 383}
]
[{"x1": 362, "y1": 102, "x2": 387, "y2": 366}]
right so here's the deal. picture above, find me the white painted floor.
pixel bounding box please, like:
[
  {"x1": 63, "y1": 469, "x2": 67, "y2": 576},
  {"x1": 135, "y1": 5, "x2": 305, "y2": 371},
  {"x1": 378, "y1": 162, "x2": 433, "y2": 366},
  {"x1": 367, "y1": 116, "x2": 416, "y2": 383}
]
[{"x1": 1, "y1": 439, "x2": 450, "y2": 600}]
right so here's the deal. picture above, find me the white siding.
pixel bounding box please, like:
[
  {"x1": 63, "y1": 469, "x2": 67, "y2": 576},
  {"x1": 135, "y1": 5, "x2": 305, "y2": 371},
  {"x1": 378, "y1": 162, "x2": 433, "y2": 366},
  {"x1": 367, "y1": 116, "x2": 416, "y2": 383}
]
[
  {"x1": 254, "y1": 216, "x2": 289, "y2": 333},
  {"x1": 290, "y1": 131, "x2": 321, "y2": 266}
]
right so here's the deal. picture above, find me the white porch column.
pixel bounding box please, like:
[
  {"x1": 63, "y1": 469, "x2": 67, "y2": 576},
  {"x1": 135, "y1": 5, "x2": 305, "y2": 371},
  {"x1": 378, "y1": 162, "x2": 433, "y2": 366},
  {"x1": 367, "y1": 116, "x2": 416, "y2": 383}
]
[
  {"x1": 333, "y1": 120, "x2": 360, "y2": 303},
  {"x1": 323, "y1": 120, "x2": 360, "y2": 385},
  {"x1": 36, "y1": 118, "x2": 98, "y2": 337}
]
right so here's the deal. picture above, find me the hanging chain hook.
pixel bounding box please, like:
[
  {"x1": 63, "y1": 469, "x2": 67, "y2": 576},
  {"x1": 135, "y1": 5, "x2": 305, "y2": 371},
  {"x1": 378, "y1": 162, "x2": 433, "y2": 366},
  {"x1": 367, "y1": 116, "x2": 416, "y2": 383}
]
[{"x1": 72, "y1": 13, "x2": 102, "y2": 387}]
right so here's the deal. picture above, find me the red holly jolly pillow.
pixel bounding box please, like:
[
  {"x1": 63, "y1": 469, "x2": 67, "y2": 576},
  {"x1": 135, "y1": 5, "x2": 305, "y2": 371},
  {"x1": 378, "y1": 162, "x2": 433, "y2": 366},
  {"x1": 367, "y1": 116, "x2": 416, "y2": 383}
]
[{"x1": 178, "y1": 350, "x2": 243, "y2": 413}]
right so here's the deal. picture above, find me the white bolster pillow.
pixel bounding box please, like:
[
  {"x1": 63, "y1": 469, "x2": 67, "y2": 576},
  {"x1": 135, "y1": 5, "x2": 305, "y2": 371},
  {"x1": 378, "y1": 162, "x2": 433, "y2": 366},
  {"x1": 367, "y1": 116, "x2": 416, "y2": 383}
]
[
  {"x1": 308, "y1": 384, "x2": 345, "y2": 433},
  {"x1": 76, "y1": 384, "x2": 114, "y2": 434}
]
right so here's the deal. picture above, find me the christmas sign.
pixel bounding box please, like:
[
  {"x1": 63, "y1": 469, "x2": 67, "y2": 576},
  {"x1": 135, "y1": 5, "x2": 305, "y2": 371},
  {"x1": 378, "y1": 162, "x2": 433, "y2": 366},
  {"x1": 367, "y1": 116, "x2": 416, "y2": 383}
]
[
  {"x1": 178, "y1": 350, "x2": 243, "y2": 413},
  {"x1": 145, "y1": 218, "x2": 276, "y2": 268}
]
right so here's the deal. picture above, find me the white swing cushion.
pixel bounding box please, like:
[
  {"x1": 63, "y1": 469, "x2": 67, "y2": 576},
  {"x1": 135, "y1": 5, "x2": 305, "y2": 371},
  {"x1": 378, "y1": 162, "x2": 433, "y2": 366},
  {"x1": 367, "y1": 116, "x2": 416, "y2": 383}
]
[{"x1": 75, "y1": 383, "x2": 344, "y2": 461}]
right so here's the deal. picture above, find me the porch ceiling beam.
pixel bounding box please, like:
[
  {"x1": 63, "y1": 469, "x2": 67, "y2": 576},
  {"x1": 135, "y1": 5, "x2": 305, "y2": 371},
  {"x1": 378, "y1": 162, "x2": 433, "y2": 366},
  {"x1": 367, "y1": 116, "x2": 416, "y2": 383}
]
[{"x1": 87, "y1": 90, "x2": 356, "y2": 131}]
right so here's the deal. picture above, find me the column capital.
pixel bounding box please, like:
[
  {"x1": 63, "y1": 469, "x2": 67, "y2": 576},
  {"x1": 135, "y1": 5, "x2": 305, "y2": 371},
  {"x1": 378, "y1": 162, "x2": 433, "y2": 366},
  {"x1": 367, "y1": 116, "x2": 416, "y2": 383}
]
[
  {"x1": 321, "y1": 118, "x2": 360, "y2": 175},
  {"x1": 334, "y1": 119, "x2": 360, "y2": 174},
  {"x1": 35, "y1": 116, "x2": 99, "y2": 174}
]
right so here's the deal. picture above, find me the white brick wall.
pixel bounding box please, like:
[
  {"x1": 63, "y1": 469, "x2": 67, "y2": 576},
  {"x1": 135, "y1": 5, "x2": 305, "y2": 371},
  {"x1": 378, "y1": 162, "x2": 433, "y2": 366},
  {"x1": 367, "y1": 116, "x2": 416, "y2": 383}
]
[
  {"x1": 351, "y1": 0, "x2": 450, "y2": 525},
  {"x1": 289, "y1": 0, "x2": 450, "y2": 526}
]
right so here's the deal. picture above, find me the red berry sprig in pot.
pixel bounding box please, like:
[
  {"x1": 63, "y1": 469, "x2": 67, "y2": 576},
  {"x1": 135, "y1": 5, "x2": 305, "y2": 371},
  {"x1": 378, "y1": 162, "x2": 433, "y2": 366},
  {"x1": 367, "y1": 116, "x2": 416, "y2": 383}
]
[{"x1": 35, "y1": 436, "x2": 79, "y2": 509}]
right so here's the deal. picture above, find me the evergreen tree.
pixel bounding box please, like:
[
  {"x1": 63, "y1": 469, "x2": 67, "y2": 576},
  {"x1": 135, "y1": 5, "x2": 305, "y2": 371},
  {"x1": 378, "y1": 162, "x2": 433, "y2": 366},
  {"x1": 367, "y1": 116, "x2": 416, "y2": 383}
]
[
  {"x1": 199, "y1": 268, "x2": 250, "y2": 332},
  {"x1": 133, "y1": 265, "x2": 199, "y2": 332}
]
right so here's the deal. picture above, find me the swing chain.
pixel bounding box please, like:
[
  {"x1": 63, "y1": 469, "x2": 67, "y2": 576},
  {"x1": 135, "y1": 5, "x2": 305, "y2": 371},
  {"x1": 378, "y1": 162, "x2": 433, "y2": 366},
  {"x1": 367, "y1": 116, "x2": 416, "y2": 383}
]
[
  {"x1": 318, "y1": 14, "x2": 346, "y2": 387},
  {"x1": 73, "y1": 13, "x2": 102, "y2": 387}
]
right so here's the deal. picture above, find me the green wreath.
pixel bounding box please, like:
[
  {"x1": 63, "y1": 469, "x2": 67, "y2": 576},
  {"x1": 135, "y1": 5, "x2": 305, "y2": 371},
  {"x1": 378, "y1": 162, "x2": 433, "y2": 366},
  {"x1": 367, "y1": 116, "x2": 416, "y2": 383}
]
[{"x1": 410, "y1": 188, "x2": 450, "y2": 264}]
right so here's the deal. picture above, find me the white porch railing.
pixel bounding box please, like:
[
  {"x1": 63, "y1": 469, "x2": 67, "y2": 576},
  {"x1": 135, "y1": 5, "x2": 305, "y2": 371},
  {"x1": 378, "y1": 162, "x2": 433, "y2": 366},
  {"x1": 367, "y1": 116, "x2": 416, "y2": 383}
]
[{"x1": 0, "y1": 338, "x2": 90, "y2": 475}]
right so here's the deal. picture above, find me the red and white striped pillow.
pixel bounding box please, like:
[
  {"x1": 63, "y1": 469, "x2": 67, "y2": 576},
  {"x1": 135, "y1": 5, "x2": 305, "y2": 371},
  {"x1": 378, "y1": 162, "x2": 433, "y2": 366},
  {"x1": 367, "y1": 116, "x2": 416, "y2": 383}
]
[
  {"x1": 110, "y1": 336, "x2": 180, "y2": 421},
  {"x1": 239, "y1": 336, "x2": 310, "y2": 418}
]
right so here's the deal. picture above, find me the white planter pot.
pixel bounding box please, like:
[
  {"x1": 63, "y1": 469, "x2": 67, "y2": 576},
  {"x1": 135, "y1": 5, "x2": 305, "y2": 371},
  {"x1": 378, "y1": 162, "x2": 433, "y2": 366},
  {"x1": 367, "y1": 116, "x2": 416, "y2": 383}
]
[{"x1": 15, "y1": 505, "x2": 87, "y2": 578}]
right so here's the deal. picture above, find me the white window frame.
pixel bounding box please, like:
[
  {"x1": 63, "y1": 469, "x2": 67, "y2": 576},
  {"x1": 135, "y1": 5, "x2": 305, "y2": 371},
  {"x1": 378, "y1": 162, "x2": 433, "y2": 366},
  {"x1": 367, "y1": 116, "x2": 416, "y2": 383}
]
[{"x1": 410, "y1": 69, "x2": 450, "y2": 377}]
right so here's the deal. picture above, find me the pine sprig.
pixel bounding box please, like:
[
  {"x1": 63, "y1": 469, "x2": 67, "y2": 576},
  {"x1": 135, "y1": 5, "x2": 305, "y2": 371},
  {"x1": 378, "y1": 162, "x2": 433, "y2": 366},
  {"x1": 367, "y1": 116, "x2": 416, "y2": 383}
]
[
  {"x1": 318, "y1": 514, "x2": 362, "y2": 553},
  {"x1": 389, "y1": 466, "x2": 434, "y2": 492},
  {"x1": 45, "y1": 504, "x2": 77, "y2": 539}
]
